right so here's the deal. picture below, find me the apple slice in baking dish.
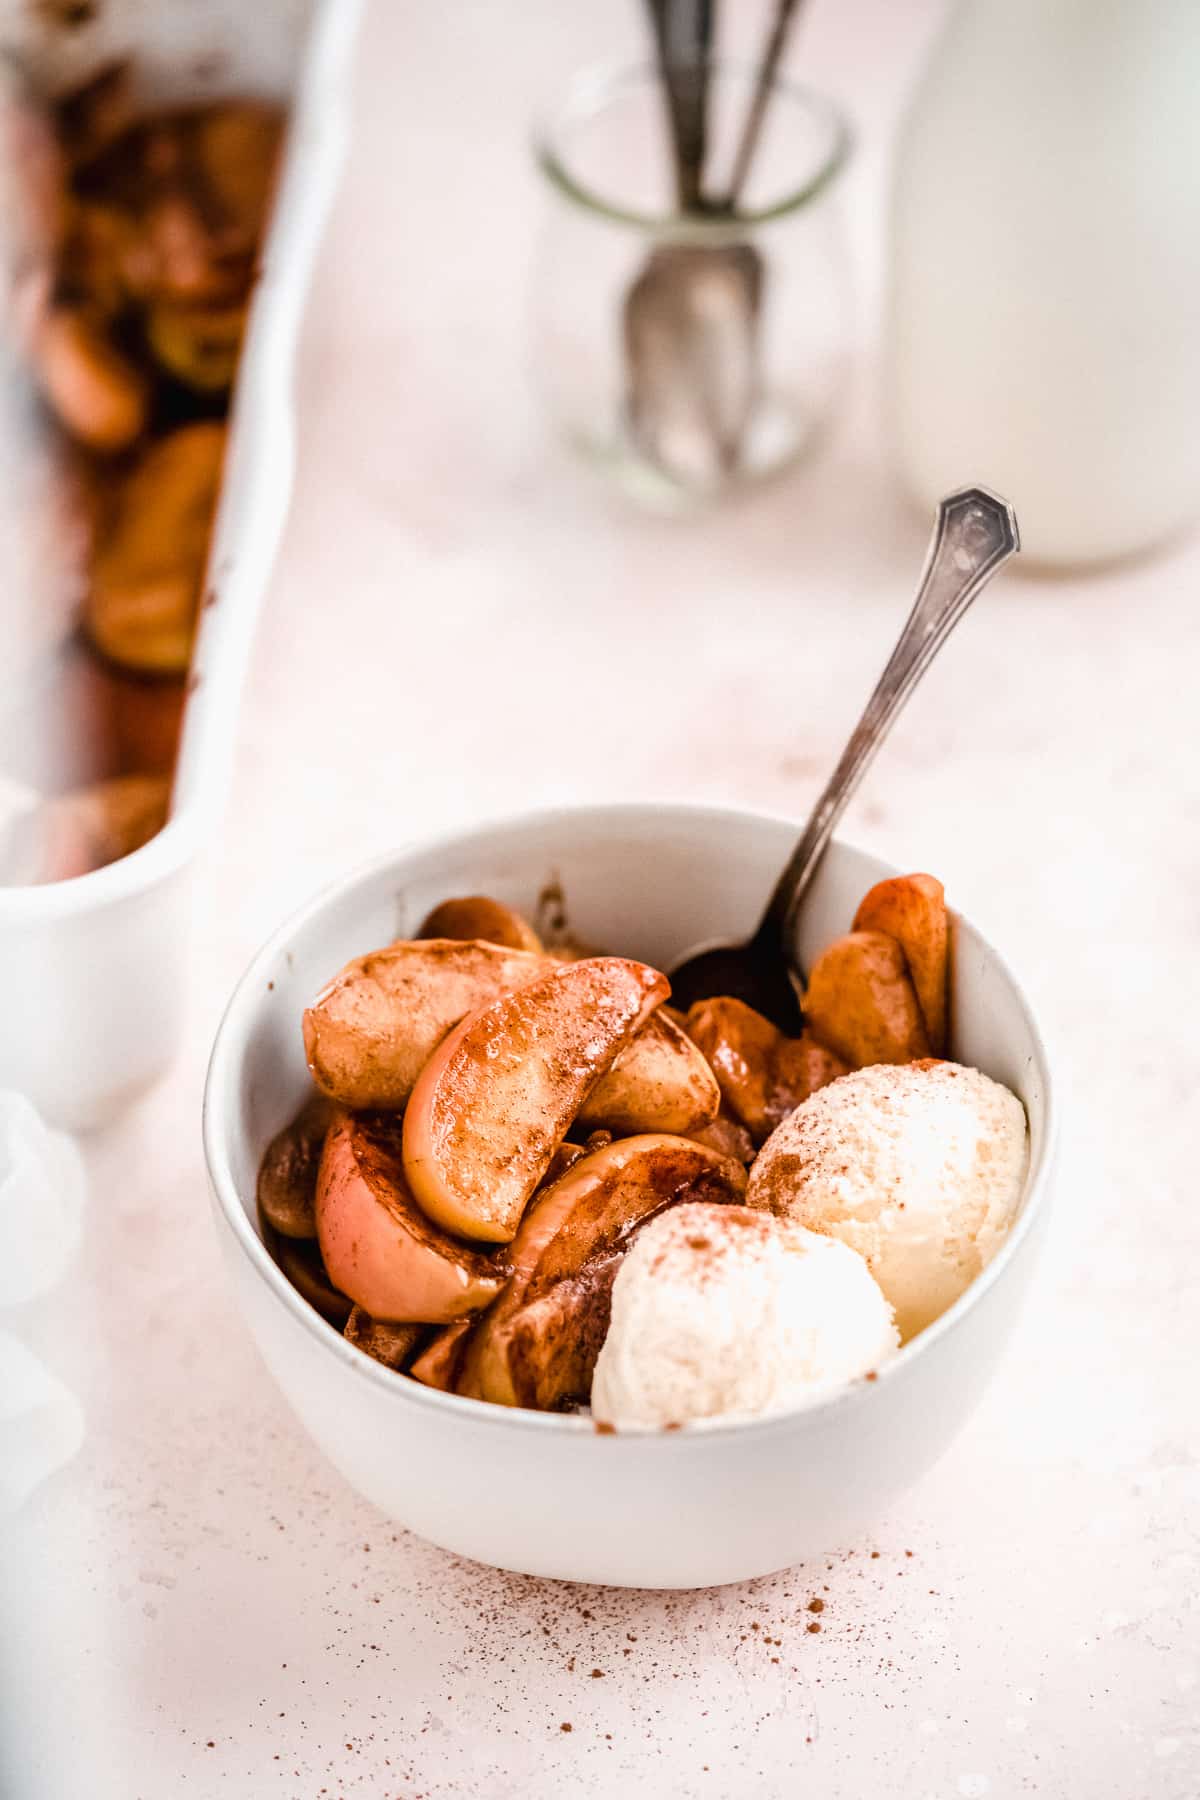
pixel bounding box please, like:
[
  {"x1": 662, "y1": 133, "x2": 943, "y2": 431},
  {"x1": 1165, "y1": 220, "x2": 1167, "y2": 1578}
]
[
  {"x1": 459, "y1": 1132, "x2": 747, "y2": 1406},
  {"x1": 316, "y1": 1111, "x2": 506, "y2": 1322},
  {"x1": 402, "y1": 958, "x2": 670, "y2": 1244}
]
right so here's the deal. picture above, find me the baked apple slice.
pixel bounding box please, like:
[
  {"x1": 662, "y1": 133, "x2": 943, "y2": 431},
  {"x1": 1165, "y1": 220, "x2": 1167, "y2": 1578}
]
[
  {"x1": 408, "y1": 1319, "x2": 474, "y2": 1391},
  {"x1": 316, "y1": 1112, "x2": 506, "y2": 1322},
  {"x1": 578, "y1": 1012, "x2": 720, "y2": 1136},
  {"x1": 256, "y1": 1094, "x2": 333, "y2": 1239},
  {"x1": 456, "y1": 1146, "x2": 625, "y2": 1401},
  {"x1": 501, "y1": 1265, "x2": 620, "y2": 1412},
  {"x1": 402, "y1": 958, "x2": 669, "y2": 1244},
  {"x1": 461, "y1": 1133, "x2": 746, "y2": 1405},
  {"x1": 803, "y1": 931, "x2": 931, "y2": 1067},
  {"x1": 685, "y1": 996, "x2": 777, "y2": 1140},
  {"x1": 416, "y1": 894, "x2": 543, "y2": 953},
  {"x1": 688, "y1": 1112, "x2": 756, "y2": 1165},
  {"x1": 303, "y1": 939, "x2": 556, "y2": 1109},
  {"x1": 773, "y1": 1033, "x2": 851, "y2": 1118},
  {"x1": 343, "y1": 1307, "x2": 425, "y2": 1372},
  {"x1": 35, "y1": 304, "x2": 149, "y2": 452},
  {"x1": 852, "y1": 873, "x2": 949, "y2": 1055},
  {"x1": 685, "y1": 996, "x2": 848, "y2": 1142},
  {"x1": 259, "y1": 1217, "x2": 351, "y2": 1329},
  {"x1": 520, "y1": 1134, "x2": 745, "y2": 1298},
  {"x1": 410, "y1": 1142, "x2": 591, "y2": 1396},
  {"x1": 31, "y1": 773, "x2": 171, "y2": 881},
  {"x1": 192, "y1": 101, "x2": 286, "y2": 252},
  {"x1": 84, "y1": 422, "x2": 226, "y2": 673}
]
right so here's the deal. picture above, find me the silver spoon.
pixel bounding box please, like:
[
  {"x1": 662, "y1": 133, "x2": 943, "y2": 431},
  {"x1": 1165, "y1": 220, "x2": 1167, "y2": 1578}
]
[
  {"x1": 623, "y1": 0, "x2": 806, "y2": 491},
  {"x1": 623, "y1": 236, "x2": 762, "y2": 489},
  {"x1": 669, "y1": 486, "x2": 1020, "y2": 1030}
]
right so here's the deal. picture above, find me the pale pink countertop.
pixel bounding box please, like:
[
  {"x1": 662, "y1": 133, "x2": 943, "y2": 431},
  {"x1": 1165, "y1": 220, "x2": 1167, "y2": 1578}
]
[{"x1": 5, "y1": 2, "x2": 1199, "y2": 1795}]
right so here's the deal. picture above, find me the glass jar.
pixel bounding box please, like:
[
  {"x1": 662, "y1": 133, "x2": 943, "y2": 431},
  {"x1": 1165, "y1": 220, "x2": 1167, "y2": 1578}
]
[{"x1": 532, "y1": 61, "x2": 853, "y2": 510}]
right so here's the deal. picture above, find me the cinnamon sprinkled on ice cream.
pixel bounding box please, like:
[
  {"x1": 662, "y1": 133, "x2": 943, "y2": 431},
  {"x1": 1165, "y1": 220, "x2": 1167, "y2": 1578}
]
[
  {"x1": 746, "y1": 1060, "x2": 1028, "y2": 1340},
  {"x1": 591, "y1": 1202, "x2": 898, "y2": 1430}
]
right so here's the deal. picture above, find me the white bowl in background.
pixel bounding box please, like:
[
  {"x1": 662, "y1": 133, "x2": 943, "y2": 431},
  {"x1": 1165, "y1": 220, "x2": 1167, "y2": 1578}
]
[{"x1": 203, "y1": 804, "x2": 1056, "y2": 1589}]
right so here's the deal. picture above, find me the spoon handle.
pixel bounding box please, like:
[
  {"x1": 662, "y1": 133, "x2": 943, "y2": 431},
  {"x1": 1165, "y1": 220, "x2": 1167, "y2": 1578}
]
[
  {"x1": 758, "y1": 486, "x2": 1020, "y2": 950},
  {"x1": 672, "y1": 0, "x2": 714, "y2": 212},
  {"x1": 724, "y1": 0, "x2": 805, "y2": 210}
]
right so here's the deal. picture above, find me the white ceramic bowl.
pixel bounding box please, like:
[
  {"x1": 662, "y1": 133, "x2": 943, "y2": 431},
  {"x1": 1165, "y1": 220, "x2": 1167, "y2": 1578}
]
[{"x1": 203, "y1": 804, "x2": 1056, "y2": 1589}]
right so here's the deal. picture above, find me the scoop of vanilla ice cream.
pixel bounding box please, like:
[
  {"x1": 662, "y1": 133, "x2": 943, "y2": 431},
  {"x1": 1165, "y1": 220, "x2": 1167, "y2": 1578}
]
[
  {"x1": 590, "y1": 1202, "x2": 898, "y2": 1430},
  {"x1": 746, "y1": 1060, "x2": 1028, "y2": 1341}
]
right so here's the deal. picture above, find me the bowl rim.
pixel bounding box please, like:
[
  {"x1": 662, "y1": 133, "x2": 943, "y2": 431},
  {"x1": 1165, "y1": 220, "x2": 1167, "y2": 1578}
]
[{"x1": 203, "y1": 800, "x2": 1058, "y2": 1446}]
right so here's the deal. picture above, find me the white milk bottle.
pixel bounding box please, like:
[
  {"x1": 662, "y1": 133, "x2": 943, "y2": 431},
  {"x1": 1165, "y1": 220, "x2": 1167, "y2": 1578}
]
[{"x1": 885, "y1": 0, "x2": 1200, "y2": 567}]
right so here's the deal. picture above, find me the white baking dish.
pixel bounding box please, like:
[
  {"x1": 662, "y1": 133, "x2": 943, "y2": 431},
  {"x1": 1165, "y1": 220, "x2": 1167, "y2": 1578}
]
[{"x1": 0, "y1": 0, "x2": 364, "y2": 1128}]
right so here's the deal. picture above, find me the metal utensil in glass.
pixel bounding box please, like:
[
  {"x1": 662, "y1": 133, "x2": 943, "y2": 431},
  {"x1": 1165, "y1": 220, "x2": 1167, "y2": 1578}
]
[
  {"x1": 669, "y1": 487, "x2": 1021, "y2": 1029},
  {"x1": 623, "y1": 0, "x2": 805, "y2": 490}
]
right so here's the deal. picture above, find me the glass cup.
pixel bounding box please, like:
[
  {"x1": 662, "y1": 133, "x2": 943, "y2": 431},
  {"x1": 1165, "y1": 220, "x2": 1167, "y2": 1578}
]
[{"x1": 532, "y1": 60, "x2": 853, "y2": 509}]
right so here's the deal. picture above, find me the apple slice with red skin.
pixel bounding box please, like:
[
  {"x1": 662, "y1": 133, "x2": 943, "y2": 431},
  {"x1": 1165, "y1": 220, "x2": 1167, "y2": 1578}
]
[
  {"x1": 402, "y1": 958, "x2": 670, "y2": 1245},
  {"x1": 316, "y1": 1111, "x2": 506, "y2": 1322}
]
